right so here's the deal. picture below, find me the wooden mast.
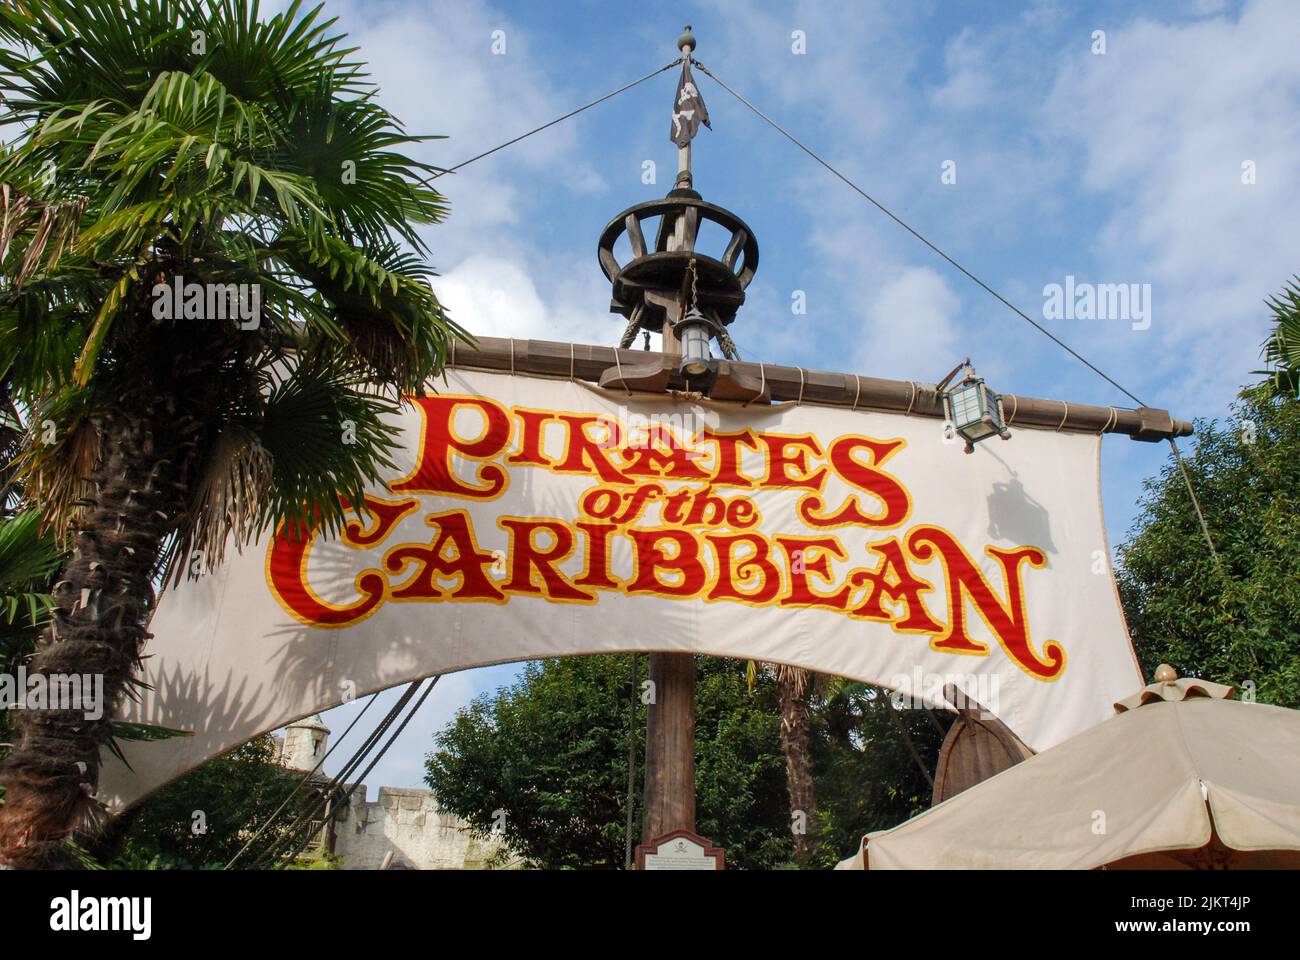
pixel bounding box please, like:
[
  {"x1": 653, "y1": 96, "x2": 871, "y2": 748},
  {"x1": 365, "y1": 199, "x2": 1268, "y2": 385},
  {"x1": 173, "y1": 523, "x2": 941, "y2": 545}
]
[{"x1": 640, "y1": 26, "x2": 701, "y2": 845}]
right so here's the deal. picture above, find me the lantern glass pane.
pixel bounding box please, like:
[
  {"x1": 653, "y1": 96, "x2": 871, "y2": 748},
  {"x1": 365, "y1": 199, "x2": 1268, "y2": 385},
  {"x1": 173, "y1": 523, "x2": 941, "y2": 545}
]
[
  {"x1": 950, "y1": 384, "x2": 984, "y2": 428},
  {"x1": 680, "y1": 324, "x2": 711, "y2": 376},
  {"x1": 962, "y1": 420, "x2": 997, "y2": 442}
]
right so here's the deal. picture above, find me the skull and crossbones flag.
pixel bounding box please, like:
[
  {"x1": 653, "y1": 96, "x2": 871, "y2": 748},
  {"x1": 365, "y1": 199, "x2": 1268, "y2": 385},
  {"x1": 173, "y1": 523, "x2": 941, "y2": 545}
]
[{"x1": 670, "y1": 60, "x2": 710, "y2": 147}]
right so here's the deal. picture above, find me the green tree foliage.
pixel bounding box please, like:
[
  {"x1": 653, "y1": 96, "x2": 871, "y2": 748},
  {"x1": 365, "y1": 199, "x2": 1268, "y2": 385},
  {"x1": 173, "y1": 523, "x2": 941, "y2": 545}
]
[
  {"x1": 427, "y1": 657, "x2": 947, "y2": 869},
  {"x1": 808, "y1": 682, "x2": 947, "y2": 868},
  {"x1": 0, "y1": 0, "x2": 465, "y2": 864},
  {"x1": 111, "y1": 734, "x2": 302, "y2": 869},
  {"x1": 1118, "y1": 392, "x2": 1300, "y2": 707},
  {"x1": 427, "y1": 656, "x2": 794, "y2": 869},
  {"x1": 0, "y1": 509, "x2": 59, "y2": 758},
  {"x1": 1256, "y1": 276, "x2": 1300, "y2": 398},
  {"x1": 694, "y1": 662, "x2": 794, "y2": 868}
]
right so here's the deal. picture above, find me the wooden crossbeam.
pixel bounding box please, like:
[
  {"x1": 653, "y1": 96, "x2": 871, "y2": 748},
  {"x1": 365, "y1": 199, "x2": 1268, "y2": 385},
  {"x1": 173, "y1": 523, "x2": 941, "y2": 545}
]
[{"x1": 445, "y1": 336, "x2": 1193, "y2": 442}]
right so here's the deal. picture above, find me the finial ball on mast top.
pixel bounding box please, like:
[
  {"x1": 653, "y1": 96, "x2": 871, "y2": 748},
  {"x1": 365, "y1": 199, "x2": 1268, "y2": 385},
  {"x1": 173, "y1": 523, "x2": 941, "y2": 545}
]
[{"x1": 677, "y1": 24, "x2": 696, "y2": 54}]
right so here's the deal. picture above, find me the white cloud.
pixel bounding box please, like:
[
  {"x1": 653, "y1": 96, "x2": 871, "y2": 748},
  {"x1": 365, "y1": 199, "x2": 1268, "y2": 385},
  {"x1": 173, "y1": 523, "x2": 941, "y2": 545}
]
[
  {"x1": 929, "y1": 28, "x2": 999, "y2": 112},
  {"x1": 1043, "y1": 0, "x2": 1300, "y2": 410},
  {"x1": 854, "y1": 266, "x2": 961, "y2": 377},
  {"x1": 434, "y1": 252, "x2": 614, "y2": 345},
  {"x1": 319, "y1": 0, "x2": 606, "y2": 258},
  {"x1": 303, "y1": 0, "x2": 631, "y2": 350},
  {"x1": 706, "y1": 0, "x2": 913, "y2": 146},
  {"x1": 713, "y1": 0, "x2": 1295, "y2": 415}
]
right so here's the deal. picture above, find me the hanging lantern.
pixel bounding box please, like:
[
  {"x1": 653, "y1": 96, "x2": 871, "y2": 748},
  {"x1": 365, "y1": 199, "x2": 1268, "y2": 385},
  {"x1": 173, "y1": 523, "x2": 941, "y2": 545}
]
[
  {"x1": 676, "y1": 305, "x2": 715, "y2": 378},
  {"x1": 943, "y1": 365, "x2": 1011, "y2": 454}
]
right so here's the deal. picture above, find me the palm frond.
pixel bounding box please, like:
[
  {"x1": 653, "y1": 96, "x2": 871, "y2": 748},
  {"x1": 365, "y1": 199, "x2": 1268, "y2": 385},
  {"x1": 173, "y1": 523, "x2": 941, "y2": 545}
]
[
  {"x1": 1254, "y1": 276, "x2": 1300, "y2": 398},
  {"x1": 0, "y1": 509, "x2": 59, "y2": 627},
  {"x1": 12, "y1": 388, "x2": 100, "y2": 537},
  {"x1": 0, "y1": 0, "x2": 466, "y2": 862},
  {"x1": 0, "y1": 183, "x2": 87, "y2": 291},
  {"x1": 176, "y1": 425, "x2": 273, "y2": 575},
  {"x1": 274, "y1": 229, "x2": 470, "y2": 390}
]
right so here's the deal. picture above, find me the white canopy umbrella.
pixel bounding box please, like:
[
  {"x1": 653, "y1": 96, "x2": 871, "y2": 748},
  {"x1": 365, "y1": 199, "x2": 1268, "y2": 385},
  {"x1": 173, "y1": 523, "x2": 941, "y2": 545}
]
[{"x1": 837, "y1": 667, "x2": 1300, "y2": 869}]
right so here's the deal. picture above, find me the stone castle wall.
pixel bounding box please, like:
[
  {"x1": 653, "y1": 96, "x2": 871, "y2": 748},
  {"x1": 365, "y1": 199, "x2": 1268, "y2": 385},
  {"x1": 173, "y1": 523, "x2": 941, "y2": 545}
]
[
  {"x1": 274, "y1": 723, "x2": 511, "y2": 870},
  {"x1": 331, "y1": 785, "x2": 508, "y2": 870}
]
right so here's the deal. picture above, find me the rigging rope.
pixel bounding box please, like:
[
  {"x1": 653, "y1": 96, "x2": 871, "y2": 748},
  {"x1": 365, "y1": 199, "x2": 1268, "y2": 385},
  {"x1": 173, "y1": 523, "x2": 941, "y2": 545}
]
[
  {"x1": 275, "y1": 677, "x2": 441, "y2": 868},
  {"x1": 1168, "y1": 438, "x2": 1223, "y2": 570},
  {"x1": 689, "y1": 58, "x2": 1222, "y2": 567},
  {"x1": 224, "y1": 691, "x2": 381, "y2": 869},
  {"x1": 249, "y1": 681, "x2": 424, "y2": 868},
  {"x1": 428, "y1": 59, "x2": 683, "y2": 180}
]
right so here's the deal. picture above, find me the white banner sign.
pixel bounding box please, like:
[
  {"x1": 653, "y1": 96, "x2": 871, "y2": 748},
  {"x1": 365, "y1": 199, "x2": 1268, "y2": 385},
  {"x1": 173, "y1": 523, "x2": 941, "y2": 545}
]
[{"x1": 103, "y1": 367, "x2": 1141, "y2": 808}]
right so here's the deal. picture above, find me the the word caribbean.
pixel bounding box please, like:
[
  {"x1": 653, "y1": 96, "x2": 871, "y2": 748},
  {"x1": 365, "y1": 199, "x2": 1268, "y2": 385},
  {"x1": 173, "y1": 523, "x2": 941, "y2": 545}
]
[{"x1": 268, "y1": 396, "x2": 1064, "y2": 681}]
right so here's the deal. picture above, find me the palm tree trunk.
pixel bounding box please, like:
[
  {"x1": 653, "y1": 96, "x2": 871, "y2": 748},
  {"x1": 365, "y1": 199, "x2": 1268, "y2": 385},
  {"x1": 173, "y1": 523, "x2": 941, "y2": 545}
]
[
  {"x1": 775, "y1": 665, "x2": 815, "y2": 867},
  {"x1": 0, "y1": 398, "x2": 196, "y2": 868}
]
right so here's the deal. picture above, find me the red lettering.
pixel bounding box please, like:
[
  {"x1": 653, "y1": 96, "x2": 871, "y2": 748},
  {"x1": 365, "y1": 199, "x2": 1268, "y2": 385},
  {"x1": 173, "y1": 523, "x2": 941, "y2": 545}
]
[
  {"x1": 267, "y1": 513, "x2": 386, "y2": 627},
  {"x1": 760, "y1": 434, "x2": 827, "y2": 490},
  {"x1": 777, "y1": 536, "x2": 851, "y2": 609},
  {"x1": 848, "y1": 538, "x2": 943, "y2": 632},
  {"x1": 708, "y1": 533, "x2": 781, "y2": 604},
  {"x1": 554, "y1": 415, "x2": 633, "y2": 484},
  {"x1": 499, "y1": 518, "x2": 594, "y2": 602},
  {"x1": 391, "y1": 396, "x2": 510, "y2": 498},
  {"x1": 575, "y1": 521, "x2": 621, "y2": 589},
  {"x1": 621, "y1": 425, "x2": 712, "y2": 481},
  {"x1": 508, "y1": 409, "x2": 554, "y2": 468},
  {"x1": 907, "y1": 526, "x2": 1062, "y2": 679},
  {"x1": 701, "y1": 430, "x2": 759, "y2": 487},
  {"x1": 627, "y1": 529, "x2": 707, "y2": 597},
  {"x1": 341, "y1": 495, "x2": 419, "y2": 547},
  {"x1": 800, "y1": 437, "x2": 910, "y2": 529},
  {"x1": 385, "y1": 510, "x2": 503, "y2": 601},
  {"x1": 683, "y1": 487, "x2": 729, "y2": 527}
]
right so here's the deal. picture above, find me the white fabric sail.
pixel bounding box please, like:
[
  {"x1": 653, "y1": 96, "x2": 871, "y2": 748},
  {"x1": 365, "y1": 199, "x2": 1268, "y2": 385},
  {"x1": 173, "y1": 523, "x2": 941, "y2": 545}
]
[{"x1": 100, "y1": 367, "x2": 1141, "y2": 810}]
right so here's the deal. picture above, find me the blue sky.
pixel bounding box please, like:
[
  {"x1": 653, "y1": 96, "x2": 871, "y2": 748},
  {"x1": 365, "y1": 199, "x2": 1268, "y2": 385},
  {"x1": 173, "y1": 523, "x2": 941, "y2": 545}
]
[{"x1": 303, "y1": 0, "x2": 1300, "y2": 790}]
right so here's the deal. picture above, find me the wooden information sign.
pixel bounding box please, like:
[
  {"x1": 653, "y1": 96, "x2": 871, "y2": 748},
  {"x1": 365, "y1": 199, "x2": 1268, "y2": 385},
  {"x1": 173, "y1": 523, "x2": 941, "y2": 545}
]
[{"x1": 635, "y1": 830, "x2": 725, "y2": 870}]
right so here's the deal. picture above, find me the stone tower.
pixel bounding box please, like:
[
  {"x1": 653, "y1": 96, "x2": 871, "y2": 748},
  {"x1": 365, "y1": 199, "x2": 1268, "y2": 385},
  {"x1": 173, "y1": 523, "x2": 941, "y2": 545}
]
[{"x1": 281, "y1": 714, "x2": 330, "y2": 772}]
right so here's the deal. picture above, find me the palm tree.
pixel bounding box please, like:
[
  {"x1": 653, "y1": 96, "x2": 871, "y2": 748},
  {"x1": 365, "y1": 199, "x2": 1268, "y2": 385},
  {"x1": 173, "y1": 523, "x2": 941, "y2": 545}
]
[
  {"x1": 1257, "y1": 276, "x2": 1300, "y2": 397},
  {"x1": 0, "y1": 0, "x2": 465, "y2": 867},
  {"x1": 748, "y1": 660, "x2": 818, "y2": 866},
  {"x1": 774, "y1": 664, "x2": 817, "y2": 865}
]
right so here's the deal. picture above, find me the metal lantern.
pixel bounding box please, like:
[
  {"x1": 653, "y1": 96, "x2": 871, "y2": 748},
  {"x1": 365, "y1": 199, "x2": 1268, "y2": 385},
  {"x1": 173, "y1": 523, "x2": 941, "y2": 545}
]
[
  {"x1": 676, "y1": 305, "x2": 715, "y2": 378},
  {"x1": 944, "y1": 366, "x2": 1011, "y2": 454}
]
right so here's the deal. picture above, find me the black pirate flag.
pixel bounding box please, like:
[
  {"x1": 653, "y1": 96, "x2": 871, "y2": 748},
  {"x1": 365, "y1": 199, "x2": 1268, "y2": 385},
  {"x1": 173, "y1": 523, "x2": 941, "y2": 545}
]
[{"x1": 670, "y1": 60, "x2": 710, "y2": 147}]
